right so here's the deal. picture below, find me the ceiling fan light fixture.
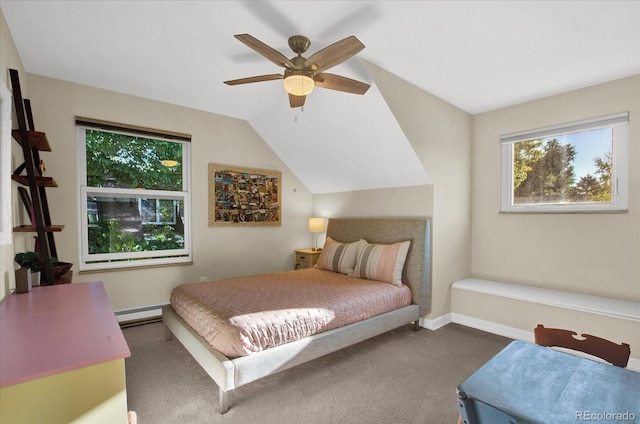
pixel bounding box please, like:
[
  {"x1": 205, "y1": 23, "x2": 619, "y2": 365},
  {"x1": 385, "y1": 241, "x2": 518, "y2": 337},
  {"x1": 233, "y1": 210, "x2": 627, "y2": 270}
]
[{"x1": 283, "y1": 71, "x2": 314, "y2": 96}]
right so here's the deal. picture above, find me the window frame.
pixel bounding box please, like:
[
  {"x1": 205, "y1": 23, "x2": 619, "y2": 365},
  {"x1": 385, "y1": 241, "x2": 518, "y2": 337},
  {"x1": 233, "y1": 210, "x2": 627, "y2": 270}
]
[
  {"x1": 139, "y1": 198, "x2": 178, "y2": 225},
  {"x1": 77, "y1": 120, "x2": 192, "y2": 271},
  {"x1": 500, "y1": 112, "x2": 629, "y2": 214}
]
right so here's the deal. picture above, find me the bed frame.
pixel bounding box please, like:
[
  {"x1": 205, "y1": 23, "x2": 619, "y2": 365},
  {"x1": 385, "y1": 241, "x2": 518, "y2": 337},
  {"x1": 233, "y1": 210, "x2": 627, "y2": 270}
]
[{"x1": 162, "y1": 217, "x2": 431, "y2": 413}]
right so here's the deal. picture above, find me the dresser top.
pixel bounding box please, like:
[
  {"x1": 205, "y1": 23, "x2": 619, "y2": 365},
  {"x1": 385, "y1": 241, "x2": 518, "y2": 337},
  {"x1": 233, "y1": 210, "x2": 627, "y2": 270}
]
[{"x1": 0, "y1": 281, "x2": 131, "y2": 388}]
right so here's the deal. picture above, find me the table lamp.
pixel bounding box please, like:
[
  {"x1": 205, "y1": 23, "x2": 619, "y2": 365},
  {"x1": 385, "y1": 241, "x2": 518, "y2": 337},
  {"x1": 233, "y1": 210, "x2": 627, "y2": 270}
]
[{"x1": 308, "y1": 217, "x2": 326, "y2": 251}]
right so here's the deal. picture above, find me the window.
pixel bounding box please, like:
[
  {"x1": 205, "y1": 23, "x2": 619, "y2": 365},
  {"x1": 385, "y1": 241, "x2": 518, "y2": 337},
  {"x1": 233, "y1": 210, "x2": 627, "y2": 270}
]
[
  {"x1": 77, "y1": 118, "x2": 191, "y2": 270},
  {"x1": 500, "y1": 112, "x2": 628, "y2": 213}
]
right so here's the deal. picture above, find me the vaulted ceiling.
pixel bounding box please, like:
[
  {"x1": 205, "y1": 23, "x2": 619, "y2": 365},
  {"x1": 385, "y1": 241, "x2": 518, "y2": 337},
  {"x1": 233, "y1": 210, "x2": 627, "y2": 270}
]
[{"x1": 2, "y1": 1, "x2": 638, "y2": 193}]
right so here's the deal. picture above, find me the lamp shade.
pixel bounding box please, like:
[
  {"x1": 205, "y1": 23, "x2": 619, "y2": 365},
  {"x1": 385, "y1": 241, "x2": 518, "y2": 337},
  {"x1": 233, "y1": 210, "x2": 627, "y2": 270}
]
[
  {"x1": 283, "y1": 72, "x2": 315, "y2": 96},
  {"x1": 308, "y1": 217, "x2": 325, "y2": 233}
]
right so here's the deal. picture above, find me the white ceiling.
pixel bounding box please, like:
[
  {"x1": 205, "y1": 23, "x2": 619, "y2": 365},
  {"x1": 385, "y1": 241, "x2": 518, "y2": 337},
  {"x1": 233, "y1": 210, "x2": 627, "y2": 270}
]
[{"x1": 2, "y1": 1, "x2": 639, "y2": 193}]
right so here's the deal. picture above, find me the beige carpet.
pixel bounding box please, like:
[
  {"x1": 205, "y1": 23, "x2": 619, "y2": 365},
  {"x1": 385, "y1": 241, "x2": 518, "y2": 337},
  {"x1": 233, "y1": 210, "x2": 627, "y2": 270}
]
[{"x1": 123, "y1": 321, "x2": 510, "y2": 424}]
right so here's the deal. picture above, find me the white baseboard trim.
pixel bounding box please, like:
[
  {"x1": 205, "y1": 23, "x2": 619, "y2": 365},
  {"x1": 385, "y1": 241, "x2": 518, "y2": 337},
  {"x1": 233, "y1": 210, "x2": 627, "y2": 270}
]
[
  {"x1": 451, "y1": 312, "x2": 534, "y2": 342},
  {"x1": 114, "y1": 303, "x2": 167, "y2": 323},
  {"x1": 419, "y1": 313, "x2": 452, "y2": 330}
]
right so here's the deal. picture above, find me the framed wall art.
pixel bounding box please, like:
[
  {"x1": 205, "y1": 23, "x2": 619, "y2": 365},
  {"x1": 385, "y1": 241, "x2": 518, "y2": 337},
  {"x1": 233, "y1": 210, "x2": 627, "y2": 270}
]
[{"x1": 208, "y1": 163, "x2": 281, "y2": 226}]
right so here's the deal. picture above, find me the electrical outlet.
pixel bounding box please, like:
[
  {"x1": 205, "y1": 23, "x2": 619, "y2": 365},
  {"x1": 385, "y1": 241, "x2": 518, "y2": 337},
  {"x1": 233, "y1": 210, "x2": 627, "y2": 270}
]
[{"x1": 199, "y1": 276, "x2": 208, "y2": 282}]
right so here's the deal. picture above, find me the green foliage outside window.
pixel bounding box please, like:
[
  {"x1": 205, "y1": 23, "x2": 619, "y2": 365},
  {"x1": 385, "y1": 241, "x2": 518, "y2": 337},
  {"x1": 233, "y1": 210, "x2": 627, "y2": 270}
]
[
  {"x1": 88, "y1": 220, "x2": 143, "y2": 254},
  {"x1": 88, "y1": 220, "x2": 184, "y2": 254},
  {"x1": 513, "y1": 138, "x2": 611, "y2": 205},
  {"x1": 86, "y1": 129, "x2": 182, "y2": 190}
]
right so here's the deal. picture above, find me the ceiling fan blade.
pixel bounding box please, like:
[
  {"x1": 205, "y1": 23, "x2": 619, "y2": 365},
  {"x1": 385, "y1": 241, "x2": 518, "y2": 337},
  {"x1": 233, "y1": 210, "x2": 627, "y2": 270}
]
[
  {"x1": 314, "y1": 73, "x2": 370, "y2": 95},
  {"x1": 234, "y1": 34, "x2": 294, "y2": 69},
  {"x1": 239, "y1": 1, "x2": 299, "y2": 40},
  {"x1": 304, "y1": 36, "x2": 365, "y2": 74},
  {"x1": 289, "y1": 94, "x2": 306, "y2": 108},
  {"x1": 318, "y1": 4, "x2": 380, "y2": 40},
  {"x1": 224, "y1": 74, "x2": 283, "y2": 86}
]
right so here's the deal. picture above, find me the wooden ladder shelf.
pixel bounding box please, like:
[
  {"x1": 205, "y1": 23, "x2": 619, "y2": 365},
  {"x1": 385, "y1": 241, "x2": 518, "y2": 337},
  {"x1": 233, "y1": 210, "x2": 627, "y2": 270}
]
[{"x1": 10, "y1": 69, "x2": 68, "y2": 285}]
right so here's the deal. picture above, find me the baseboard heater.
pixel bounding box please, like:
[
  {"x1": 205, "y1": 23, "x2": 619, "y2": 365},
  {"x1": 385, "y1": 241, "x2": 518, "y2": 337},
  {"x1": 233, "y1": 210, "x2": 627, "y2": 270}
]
[{"x1": 115, "y1": 303, "x2": 168, "y2": 327}]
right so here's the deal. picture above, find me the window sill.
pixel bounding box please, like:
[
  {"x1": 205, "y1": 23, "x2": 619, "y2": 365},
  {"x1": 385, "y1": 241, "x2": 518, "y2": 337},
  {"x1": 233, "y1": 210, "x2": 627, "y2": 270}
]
[
  {"x1": 79, "y1": 261, "x2": 193, "y2": 274},
  {"x1": 500, "y1": 209, "x2": 628, "y2": 215}
]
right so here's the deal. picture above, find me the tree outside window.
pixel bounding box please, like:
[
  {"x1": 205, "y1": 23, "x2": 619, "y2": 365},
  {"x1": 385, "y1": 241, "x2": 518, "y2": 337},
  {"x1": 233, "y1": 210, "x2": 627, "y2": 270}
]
[
  {"x1": 512, "y1": 132, "x2": 611, "y2": 205},
  {"x1": 500, "y1": 113, "x2": 628, "y2": 213},
  {"x1": 78, "y1": 124, "x2": 191, "y2": 270}
]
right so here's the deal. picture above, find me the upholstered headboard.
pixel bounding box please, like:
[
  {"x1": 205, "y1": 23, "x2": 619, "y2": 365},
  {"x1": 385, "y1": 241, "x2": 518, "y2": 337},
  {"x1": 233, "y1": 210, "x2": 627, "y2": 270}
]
[{"x1": 326, "y1": 217, "x2": 431, "y2": 316}]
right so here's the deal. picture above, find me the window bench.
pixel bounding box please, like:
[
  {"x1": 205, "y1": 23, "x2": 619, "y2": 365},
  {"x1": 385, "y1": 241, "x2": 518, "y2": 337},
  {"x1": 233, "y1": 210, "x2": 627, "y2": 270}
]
[
  {"x1": 452, "y1": 278, "x2": 640, "y2": 321},
  {"x1": 450, "y1": 278, "x2": 640, "y2": 370}
]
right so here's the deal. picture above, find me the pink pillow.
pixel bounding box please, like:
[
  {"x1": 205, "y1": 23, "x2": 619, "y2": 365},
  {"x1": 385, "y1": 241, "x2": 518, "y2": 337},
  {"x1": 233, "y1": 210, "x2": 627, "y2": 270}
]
[{"x1": 351, "y1": 240, "x2": 411, "y2": 286}]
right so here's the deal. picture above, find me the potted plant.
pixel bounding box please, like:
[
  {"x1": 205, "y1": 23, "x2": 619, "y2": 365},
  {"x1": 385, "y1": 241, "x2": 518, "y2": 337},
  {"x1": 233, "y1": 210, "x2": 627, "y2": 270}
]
[
  {"x1": 15, "y1": 252, "x2": 74, "y2": 287},
  {"x1": 14, "y1": 251, "x2": 41, "y2": 293}
]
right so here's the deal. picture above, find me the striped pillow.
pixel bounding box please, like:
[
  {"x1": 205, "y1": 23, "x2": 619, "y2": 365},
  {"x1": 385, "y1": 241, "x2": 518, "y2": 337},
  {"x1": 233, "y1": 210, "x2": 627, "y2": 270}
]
[
  {"x1": 351, "y1": 240, "x2": 411, "y2": 286},
  {"x1": 316, "y1": 237, "x2": 366, "y2": 275}
]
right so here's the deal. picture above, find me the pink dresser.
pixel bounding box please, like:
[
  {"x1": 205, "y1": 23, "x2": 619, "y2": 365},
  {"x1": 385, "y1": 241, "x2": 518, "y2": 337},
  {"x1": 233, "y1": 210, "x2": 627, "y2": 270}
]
[{"x1": 0, "y1": 281, "x2": 131, "y2": 423}]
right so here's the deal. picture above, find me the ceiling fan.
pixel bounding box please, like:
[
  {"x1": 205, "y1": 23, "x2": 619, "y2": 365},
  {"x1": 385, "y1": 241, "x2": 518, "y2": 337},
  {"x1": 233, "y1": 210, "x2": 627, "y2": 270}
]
[{"x1": 224, "y1": 34, "x2": 370, "y2": 108}]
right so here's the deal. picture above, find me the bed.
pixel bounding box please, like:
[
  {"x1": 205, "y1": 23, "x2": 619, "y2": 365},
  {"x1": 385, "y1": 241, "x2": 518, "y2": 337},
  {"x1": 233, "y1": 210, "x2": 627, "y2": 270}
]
[{"x1": 162, "y1": 217, "x2": 431, "y2": 413}]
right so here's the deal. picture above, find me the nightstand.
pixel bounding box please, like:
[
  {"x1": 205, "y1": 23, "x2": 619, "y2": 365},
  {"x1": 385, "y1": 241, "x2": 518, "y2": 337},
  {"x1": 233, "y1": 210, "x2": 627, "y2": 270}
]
[{"x1": 294, "y1": 248, "x2": 322, "y2": 270}]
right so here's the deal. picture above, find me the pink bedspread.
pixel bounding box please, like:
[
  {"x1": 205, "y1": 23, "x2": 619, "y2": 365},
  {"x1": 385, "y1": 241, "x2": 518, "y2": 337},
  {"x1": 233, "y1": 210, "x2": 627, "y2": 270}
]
[{"x1": 170, "y1": 268, "x2": 412, "y2": 357}]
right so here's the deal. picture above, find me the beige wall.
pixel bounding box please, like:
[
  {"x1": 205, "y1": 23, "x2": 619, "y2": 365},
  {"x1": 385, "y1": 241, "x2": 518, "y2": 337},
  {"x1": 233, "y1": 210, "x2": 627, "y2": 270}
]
[
  {"x1": 461, "y1": 75, "x2": 640, "y2": 361},
  {"x1": 0, "y1": 8, "x2": 23, "y2": 87},
  {"x1": 0, "y1": 8, "x2": 25, "y2": 301},
  {"x1": 471, "y1": 75, "x2": 640, "y2": 301},
  {"x1": 10, "y1": 73, "x2": 313, "y2": 310},
  {"x1": 314, "y1": 62, "x2": 474, "y2": 320}
]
